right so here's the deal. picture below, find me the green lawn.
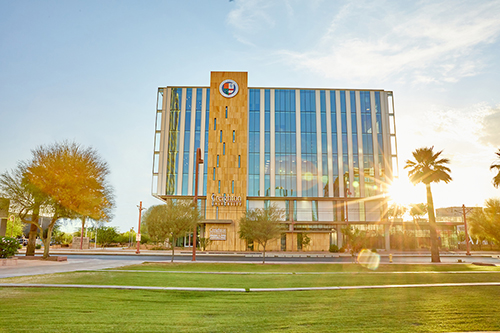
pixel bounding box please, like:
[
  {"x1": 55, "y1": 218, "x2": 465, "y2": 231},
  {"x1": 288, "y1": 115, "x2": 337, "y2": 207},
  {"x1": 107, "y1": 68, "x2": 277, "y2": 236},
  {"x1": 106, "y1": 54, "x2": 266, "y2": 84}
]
[{"x1": 1, "y1": 263, "x2": 500, "y2": 332}]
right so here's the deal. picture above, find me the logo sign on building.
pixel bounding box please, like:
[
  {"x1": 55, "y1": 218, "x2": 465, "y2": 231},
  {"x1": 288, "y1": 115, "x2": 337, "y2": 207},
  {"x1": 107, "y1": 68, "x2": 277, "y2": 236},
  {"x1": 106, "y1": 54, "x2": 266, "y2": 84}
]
[
  {"x1": 209, "y1": 228, "x2": 227, "y2": 241},
  {"x1": 219, "y1": 79, "x2": 239, "y2": 98},
  {"x1": 211, "y1": 193, "x2": 242, "y2": 206}
]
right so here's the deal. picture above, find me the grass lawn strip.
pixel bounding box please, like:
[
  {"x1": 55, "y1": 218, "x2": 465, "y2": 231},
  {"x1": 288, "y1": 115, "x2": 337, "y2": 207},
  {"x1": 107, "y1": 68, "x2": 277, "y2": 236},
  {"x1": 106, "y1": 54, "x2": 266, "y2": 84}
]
[
  {"x1": 2, "y1": 263, "x2": 500, "y2": 290},
  {"x1": 101, "y1": 269, "x2": 500, "y2": 275},
  {"x1": 112, "y1": 262, "x2": 500, "y2": 273},
  {"x1": 1, "y1": 281, "x2": 500, "y2": 292},
  {"x1": 1, "y1": 286, "x2": 500, "y2": 332}
]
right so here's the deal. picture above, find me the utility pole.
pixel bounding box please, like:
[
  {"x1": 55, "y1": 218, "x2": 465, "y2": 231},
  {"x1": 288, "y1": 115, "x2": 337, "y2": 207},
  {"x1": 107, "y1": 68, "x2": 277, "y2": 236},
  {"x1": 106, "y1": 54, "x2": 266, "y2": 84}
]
[
  {"x1": 462, "y1": 204, "x2": 473, "y2": 256},
  {"x1": 136, "y1": 202, "x2": 145, "y2": 254},
  {"x1": 192, "y1": 148, "x2": 203, "y2": 261}
]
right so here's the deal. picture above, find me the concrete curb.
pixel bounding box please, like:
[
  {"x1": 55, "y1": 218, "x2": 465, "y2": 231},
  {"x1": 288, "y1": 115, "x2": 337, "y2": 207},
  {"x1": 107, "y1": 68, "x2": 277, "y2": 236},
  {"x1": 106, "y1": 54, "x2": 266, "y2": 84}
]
[{"x1": 2, "y1": 282, "x2": 500, "y2": 292}]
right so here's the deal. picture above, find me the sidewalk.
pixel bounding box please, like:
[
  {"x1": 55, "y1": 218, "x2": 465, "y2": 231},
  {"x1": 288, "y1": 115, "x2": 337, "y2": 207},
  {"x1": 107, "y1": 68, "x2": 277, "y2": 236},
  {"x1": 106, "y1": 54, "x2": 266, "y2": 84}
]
[
  {"x1": 0, "y1": 258, "x2": 144, "y2": 279},
  {"x1": 20, "y1": 247, "x2": 500, "y2": 258}
]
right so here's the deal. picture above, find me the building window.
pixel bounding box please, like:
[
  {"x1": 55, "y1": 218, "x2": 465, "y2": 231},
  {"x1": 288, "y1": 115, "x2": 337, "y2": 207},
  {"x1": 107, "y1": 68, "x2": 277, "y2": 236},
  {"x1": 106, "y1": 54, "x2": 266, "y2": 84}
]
[
  {"x1": 225, "y1": 106, "x2": 228, "y2": 118},
  {"x1": 218, "y1": 180, "x2": 221, "y2": 193},
  {"x1": 223, "y1": 143, "x2": 225, "y2": 155},
  {"x1": 233, "y1": 130, "x2": 235, "y2": 142},
  {"x1": 220, "y1": 130, "x2": 222, "y2": 143},
  {"x1": 217, "y1": 155, "x2": 219, "y2": 167},
  {"x1": 214, "y1": 118, "x2": 216, "y2": 130},
  {"x1": 216, "y1": 206, "x2": 219, "y2": 219},
  {"x1": 213, "y1": 167, "x2": 215, "y2": 180},
  {"x1": 238, "y1": 155, "x2": 241, "y2": 168},
  {"x1": 232, "y1": 180, "x2": 234, "y2": 194}
]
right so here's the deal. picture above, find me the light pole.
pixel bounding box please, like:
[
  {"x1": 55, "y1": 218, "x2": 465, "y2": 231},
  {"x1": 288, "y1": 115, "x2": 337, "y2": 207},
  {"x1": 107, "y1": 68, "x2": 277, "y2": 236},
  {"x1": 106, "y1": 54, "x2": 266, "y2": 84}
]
[
  {"x1": 192, "y1": 148, "x2": 204, "y2": 261},
  {"x1": 136, "y1": 202, "x2": 145, "y2": 254},
  {"x1": 462, "y1": 204, "x2": 472, "y2": 256}
]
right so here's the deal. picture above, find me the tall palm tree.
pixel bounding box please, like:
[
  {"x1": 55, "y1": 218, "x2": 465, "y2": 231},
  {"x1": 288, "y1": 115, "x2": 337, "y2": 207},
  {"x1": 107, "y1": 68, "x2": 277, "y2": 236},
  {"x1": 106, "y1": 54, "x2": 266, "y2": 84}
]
[
  {"x1": 404, "y1": 147, "x2": 452, "y2": 262},
  {"x1": 491, "y1": 149, "x2": 500, "y2": 188}
]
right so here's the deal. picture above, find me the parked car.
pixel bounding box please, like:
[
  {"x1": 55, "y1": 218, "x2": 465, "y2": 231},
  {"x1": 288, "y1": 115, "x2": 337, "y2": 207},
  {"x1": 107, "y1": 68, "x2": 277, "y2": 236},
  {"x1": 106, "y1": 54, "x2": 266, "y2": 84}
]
[{"x1": 18, "y1": 238, "x2": 28, "y2": 246}]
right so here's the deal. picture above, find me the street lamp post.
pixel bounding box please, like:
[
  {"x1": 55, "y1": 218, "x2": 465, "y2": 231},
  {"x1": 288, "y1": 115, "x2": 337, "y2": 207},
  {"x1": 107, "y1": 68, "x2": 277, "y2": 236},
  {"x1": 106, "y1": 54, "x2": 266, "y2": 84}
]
[
  {"x1": 462, "y1": 204, "x2": 472, "y2": 256},
  {"x1": 136, "y1": 202, "x2": 145, "y2": 254},
  {"x1": 192, "y1": 148, "x2": 204, "y2": 261}
]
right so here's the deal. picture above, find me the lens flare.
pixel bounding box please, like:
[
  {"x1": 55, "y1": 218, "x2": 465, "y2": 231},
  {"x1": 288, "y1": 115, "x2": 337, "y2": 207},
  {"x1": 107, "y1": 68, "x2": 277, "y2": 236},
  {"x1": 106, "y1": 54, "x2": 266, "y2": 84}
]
[{"x1": 357, "y1": 249, "x2": 380, "y2": 270}]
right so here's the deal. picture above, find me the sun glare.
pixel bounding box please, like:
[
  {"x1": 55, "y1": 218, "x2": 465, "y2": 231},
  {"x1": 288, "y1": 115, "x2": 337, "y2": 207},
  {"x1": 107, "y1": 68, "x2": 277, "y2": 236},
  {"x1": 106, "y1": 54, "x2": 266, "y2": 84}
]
[{"x1": 388, "y1": 177, "x2": 423, "y2": 206}]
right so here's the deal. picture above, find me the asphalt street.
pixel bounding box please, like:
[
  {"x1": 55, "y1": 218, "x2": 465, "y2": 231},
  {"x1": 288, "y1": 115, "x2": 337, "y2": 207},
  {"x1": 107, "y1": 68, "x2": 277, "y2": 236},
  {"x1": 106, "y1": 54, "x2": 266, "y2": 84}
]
[{"x1": 59, "y1": 253, "x2": 500, "y2": 264}]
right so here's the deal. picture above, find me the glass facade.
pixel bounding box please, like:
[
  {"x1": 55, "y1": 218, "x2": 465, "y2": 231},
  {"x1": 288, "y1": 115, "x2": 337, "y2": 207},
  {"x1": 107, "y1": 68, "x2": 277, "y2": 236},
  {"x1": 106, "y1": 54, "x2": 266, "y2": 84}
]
[
  {"x1": 275, "y1": 89, "x2": 296, "y2": 197},
  {"x1": 248, "y1": 89, "x2": 260, "y2": 196},
  {"x1": 166, "y1": 88, "x2": 182, "y2": 195},
  {"x1": 157, "y1": 85, "x2": 393, "y2": 223},
  {"x1": 300, "y1": 90, "x2": 318, "y2": 197}
]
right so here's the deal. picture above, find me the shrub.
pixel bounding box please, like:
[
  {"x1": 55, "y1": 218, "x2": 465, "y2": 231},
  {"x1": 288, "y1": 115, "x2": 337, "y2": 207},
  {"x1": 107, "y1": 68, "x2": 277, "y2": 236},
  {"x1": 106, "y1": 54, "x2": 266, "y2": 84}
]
[
  {"x1": 0, "y1": 236, "x2": 19, "y2": 258},
  {"x1": 329, "y1": 244, "x2": 339, "y2": 253},
  {"x1": 371, "y1": 248, "x2": 377, "y2": 253},
  {"x1": 35, "y1": 244, "x2": 42, "y2": 249},
  {"x1": 139, "y1": 234, "x2": 150, "y2": 244},
  {"x1": 150, "y1": 245, "x2": 169, "y2": 251}
]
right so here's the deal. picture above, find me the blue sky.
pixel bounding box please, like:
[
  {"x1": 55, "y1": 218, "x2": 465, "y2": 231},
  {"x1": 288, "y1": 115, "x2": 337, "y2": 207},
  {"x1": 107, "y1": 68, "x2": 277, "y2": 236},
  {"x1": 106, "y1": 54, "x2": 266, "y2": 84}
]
[{"x1": 1, "y1": 0, "x2": 499, "y2": 232}]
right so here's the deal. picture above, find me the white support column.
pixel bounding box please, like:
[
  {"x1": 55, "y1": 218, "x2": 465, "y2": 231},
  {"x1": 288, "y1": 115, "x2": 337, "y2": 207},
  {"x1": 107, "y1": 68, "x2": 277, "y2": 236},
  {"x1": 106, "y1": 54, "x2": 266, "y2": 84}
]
[
  {"x1": 315, "y1": 90, "x2": 323, "y2": 198},
  {"x1": 270, "y1": 89, "x2": 276, "y2": 197},
  {"x1": 158, "y1": 88, "x2": 170, "y2": 196},
  {"x1": 336, "y1": 91, "x2": 343, "y2": 197},
  {"x1": 259, "y1": 89, "x2": 265, "y2": 197},
  {"x1": 326, "y1": 91, "x2": 334, "y2": 197},
  {"x1": 295, "y1": 89, "x2": 302, "y2": 197},
  {"x1": 371, "y1": 91, "x2": 380, "y2": 190},
  {"x1": 355, "y1": 91, "x2": 365, "y2": 197},
  {"x1": 345, "y1": 91, "x2": 354, "y2": 197}
]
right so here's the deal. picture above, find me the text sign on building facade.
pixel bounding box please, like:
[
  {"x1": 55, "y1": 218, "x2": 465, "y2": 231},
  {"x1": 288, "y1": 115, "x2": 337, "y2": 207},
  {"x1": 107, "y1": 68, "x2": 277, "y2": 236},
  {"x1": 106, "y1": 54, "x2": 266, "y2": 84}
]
[
  {"x1": 211, "y1": 193, "x2": 242, "y2": 206},
  {"x1": 209, "y1": 228, "x2": 227, "y2": 241}
]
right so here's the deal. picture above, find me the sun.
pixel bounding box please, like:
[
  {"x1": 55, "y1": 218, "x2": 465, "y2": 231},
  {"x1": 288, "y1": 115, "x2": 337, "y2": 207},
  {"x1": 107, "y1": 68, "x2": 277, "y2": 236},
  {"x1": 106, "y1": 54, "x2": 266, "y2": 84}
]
[{"x1": 387, "y1": 177, "x2": 424, "y2": 206}]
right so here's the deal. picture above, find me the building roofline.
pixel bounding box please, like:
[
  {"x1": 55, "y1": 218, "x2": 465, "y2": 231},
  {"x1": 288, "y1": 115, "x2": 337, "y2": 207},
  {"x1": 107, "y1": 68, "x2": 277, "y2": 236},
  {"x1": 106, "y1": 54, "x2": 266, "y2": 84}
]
[{"x1": 159, "y1": 86, "x2": 392, "y2": 93}]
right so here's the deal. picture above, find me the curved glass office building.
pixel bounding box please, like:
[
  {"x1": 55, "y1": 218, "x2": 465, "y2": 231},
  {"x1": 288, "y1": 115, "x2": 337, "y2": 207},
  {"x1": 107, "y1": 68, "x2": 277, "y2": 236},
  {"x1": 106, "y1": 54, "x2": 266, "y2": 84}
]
[{"x1": 152, "y1": 71, "x2": 398, "y2": 251}]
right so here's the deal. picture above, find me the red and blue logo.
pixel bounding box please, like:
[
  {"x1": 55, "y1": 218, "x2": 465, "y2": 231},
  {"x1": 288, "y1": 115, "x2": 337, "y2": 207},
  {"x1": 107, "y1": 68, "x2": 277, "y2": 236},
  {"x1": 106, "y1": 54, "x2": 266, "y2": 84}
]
[{"x1": 219, "y1": 79, "x2": 239, "y2": 98}]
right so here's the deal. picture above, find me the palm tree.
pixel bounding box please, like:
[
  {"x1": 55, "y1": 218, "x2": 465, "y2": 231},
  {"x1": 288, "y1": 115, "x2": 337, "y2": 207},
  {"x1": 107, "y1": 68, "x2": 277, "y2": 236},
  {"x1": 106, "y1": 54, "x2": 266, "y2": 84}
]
[
  {"x1": 404, "y1": 147, "x2": 452, "y2": 262},
  {"x1": 491, "y1": 149, "x2": 500, "y2": 188}
]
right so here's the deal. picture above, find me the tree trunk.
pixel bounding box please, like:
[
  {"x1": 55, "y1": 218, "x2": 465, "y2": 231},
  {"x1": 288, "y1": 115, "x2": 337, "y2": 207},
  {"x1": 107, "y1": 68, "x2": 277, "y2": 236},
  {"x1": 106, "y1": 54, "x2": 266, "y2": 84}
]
[
  {"x1": 262, "y1": 243, "x2": 266, "y2": 264},
  {"x1": 171, "y1": 236, "x2": 175, "y2": 263},
  {"x1": 80, "y1": 216, "x2": 86, "y2": 250},
  {"x1": 426, "y1": 183, "x2": 440, "y2": 263},
  {"x1": 42, "y1": 225, "x2": 54, "y2": 259},
  {"x1": 26, "y1": 204, "x2": 40, "y2": 256},
  {"x1": 26, "y1": 223, "x2": 38, "y2": 256}
]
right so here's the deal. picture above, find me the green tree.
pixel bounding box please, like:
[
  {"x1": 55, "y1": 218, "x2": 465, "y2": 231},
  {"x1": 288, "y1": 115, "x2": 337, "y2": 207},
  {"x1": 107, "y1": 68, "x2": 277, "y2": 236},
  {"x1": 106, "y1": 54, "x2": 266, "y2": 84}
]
[
  {"x1": 27, "y1": 142, "x2": 115, "y2": 254},
  {"x1": 143, "y1": 200, "x2": 200, "y2": 262},
  {"x1": 468, "y1": 209, "x2": 489, "y2": 250},
  {"x1": 409, "y1": 203, "x2": 427, "y2": 222},
  {"x1": 491, "y1": 149, "x2": 500, "y2": 188},
  {"x1": 405, "y1": 147, "x2": 452, "y2": 263},
  {"x1": 1, "y1": 142, "x2": 115, "y2": 259},
  {"x1": 341, "y1": 226, "x2": 367, "y2": 256},
  {"x1": 468, "y1": 199, "x2": 500, "y2": 247},
  {"x1": 6, "y1": 215, "x2": 24, "y2": 238},
  {"x1": 238, "y1": 204, "x2": 285, "y2": 263},
  {"x1": 0, "y1": 162, "x2": 50, "y2": 256},
  {"x1": 25, "y1": 142, "x2": 115, "y2": 258},
  {"x1": 96, "y1": 226, "x2": 120, "y2": 248},
  {"x1": 388, "y1": 203, "x2": 408, "y2": 220}
]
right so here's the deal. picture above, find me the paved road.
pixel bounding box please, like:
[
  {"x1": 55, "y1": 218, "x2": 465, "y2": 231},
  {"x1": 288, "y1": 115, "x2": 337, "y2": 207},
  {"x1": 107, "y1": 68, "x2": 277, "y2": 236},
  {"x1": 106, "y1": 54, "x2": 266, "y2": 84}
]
[{"x1": 61, "y1": 253, "x2": 500, "y2": 264}]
